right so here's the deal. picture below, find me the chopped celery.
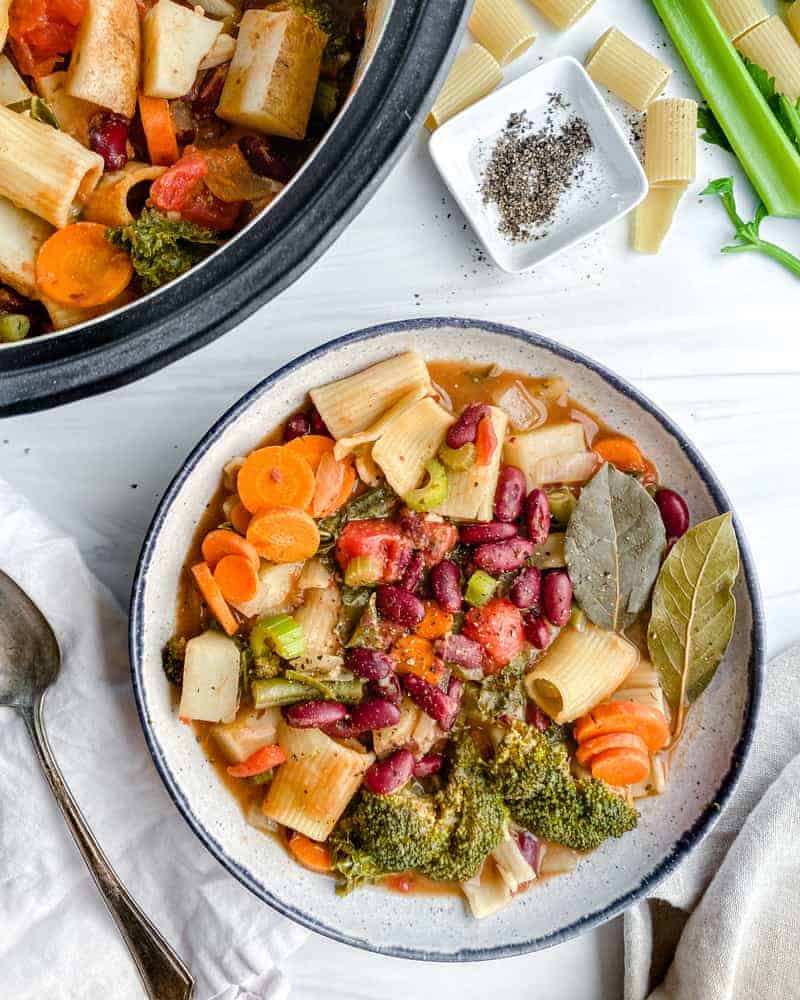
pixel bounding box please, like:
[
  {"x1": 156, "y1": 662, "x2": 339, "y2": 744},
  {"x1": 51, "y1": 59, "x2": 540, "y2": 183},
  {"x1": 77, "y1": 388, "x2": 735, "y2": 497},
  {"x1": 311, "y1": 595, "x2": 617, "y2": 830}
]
[
  {"x1": 404, "y1": 459, "x2": 449, "y2": 512},
  {"x1": 438, "y1": 442, "x2": 476, "y2": 471},
  {"x1": 465, "y1": 570, "x2": 497, "y2": 607},
  {"x1": 569, "y1": 607, "x2": 587, "y2": 632},
  {"x1": 0, "y1": 314, "x2": 30, "y2": 343},
  {"x1": 250, "y1": 614, "x2": 306, "y2": 661},
  {"x1": 250, "y1": 771, "x2": 274, "y2": 786},
  {"x1": 344, "y1": 554, "x2": 383, "y2": 587},
  {"x1": 251, "y1": 676, "x2": 364, "y2": 710},
  {"x1": 546, "y1": 487, "x2": 576, "y2": 525}
]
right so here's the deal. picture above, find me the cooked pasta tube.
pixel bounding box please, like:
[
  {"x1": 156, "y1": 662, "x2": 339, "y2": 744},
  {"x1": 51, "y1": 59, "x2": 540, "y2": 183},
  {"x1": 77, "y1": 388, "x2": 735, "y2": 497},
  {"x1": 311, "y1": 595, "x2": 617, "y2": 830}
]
[
  {"x1": 585, "y1": 28, "x2": 671, "y2": 111},
  {"x1": 0, "y1": 55, "x2": 31, "y2": 106},
  {"x1": 292, "y1": 586, "x2": 340, "y2": 657},
  {"x1": 0, "y1": 196, "x2": 52, "y2": 298},
  {"x1": 332, "y1": 386, "x2": 428, "y2": 460},
  {"x1": 644, "y1": 98, "x2": 697, "y2": 187},
  {"x1": 264, "y1": 720, "x2": 373, "y2": 841},
  {"x1": 525, "y1": 624, "x2": 639, "y2": 724},
  {"x1": 36, "y1": 72, "x2": 99, "y2": 146},
  {"x1": 527, "y1": 0, "x2": 595, "y2": 31},
  {"x1": 790, "y1": 2, "x2": 800, "y2": 46},
  {"x1": 310, "y1": 350, "x2": 432, "y2": 440},
  {"x1": 709, "y1": 0, "x2": 769, "y2": 42},
  {"x1": 434, "y1": 406, "x2": 507, "y2": 521},
  {"x1": 371, "y1": 396, "x2": 455, "y2": 496},
  {"x1": 502, "y1": 421, "x2": 587, "y2": 490},
  {"x1": 468, "y1": 0, "x2": 537, "y2": 66},
  {"x1": 736, "y1": 16, "x2": 800, "y2": 101},
  {"x1": 0, "y1": 0, "x2": 9, "y2": 49},
  {"x1": 0, "y1": 106, "x2": 104, "y2": 228},
  {"x1": 66, "y1": 0, "x2": 141, "y2": 117},
  {"x1": 425, "y1": 44, "x2": 502, "y2": 130},
  {"x1": 82, "y1": 161, "x2": 167, "y2": 226},
  {"x1": 633, "y1": 185, "x2": 687, "y2": 254},
  {"x1": 40, "y1": 289, "x2": 133, "y2": 330}
]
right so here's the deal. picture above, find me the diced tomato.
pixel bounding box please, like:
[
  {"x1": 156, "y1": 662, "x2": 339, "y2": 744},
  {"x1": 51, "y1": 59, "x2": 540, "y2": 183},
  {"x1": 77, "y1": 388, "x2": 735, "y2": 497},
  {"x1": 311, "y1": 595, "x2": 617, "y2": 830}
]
[
  {"x1": 335, "y1": 520, "x2": 413, "y2": 584},
  {"x1": 400, "y1": 510, "x2": 458, "y2": 567},
  {"x1": 8, "y1": 0, "x2": 86, "y2": 77},
  {"x1": 149, "y1": 148, "x2": 241, "y2": 232},
  {"x1": 463, "y1": 598, "x2": 525, "y2": 670}
]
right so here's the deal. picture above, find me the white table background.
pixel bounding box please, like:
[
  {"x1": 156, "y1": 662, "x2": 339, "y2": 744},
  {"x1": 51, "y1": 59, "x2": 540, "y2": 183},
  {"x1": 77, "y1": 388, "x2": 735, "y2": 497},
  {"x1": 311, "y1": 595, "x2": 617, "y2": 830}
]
[{"x1": 4, "y1": 2, "x2": 800, "y2": 997}]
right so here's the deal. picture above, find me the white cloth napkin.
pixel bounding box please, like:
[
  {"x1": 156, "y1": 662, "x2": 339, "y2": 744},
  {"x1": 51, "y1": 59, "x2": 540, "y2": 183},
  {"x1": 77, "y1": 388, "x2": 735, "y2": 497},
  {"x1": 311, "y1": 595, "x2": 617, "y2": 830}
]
[
  {"x1": 625, "y1": 643, "x2": 800, "y2": 1000},
  {"x1": 0, "y1": 478, "x2": 308, "y2": 1000}
]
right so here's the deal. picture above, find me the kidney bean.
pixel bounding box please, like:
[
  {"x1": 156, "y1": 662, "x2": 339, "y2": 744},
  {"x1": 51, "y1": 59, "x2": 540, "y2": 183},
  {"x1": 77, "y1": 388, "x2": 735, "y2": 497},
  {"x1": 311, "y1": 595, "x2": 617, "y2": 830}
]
[
  {"x1": 524, "y1": 489, "x2": 552, "y2": 545},
  {"x1": 494, "y1": 466, "x2": 527, "y2": 522},
  {"x1": 446, "y1": 403, "x2": 491, "y2": 448},
  {"x1": 474, "y1": 538, "x2": 535, "y2": 574},
  {"x1": 434, "y1": 633, "x2": 484, "y2": 669},
  {"x1": 402, "y1": 673, "x2": 461, "y2": 731},
  {"x1": 526, "y1": 702, "x2": 551, "y2": 731},
  {"x1": 321, "y1": 717, "x2": 358, "y2": 740},
  {"x1": 399, "y1": 551, "x2": 424, "y2": 593},
  {"x1": 429, "y1": 559, "x2": 462, "y2": 613},
  {"x1": 364, "y1": 748, "x2": 415, "y2": 795},
  {"x1": 346, "y1": 647, "x2": 393, "y2": 681},
  {"x1": 369, "y1": 672, "x2": 402, "y2": 706},
  {"x1": 542, "y1": 571, "x2": 573, "y2": 627},
  {"x1": 459, "y1": 522, "x2": 517, "y2": 545},
  {"x1": 88, "y1": 112, "x2": 129, "y2": 171},
  {"x1": 525, "y1": 615, "x2": 554, "y2": 650},
  {"x1": 192, "y1": 64, "x2": 228, "y2": 117},
  {"x1": 655, "y1": 488, "x2": 690, "y2": 543},
  {"x1": 516, "y1": 830, "x2": 540, "y2": 873},
  {"x1": 238, "y1": 134, "x2": 293, "y2": 183},
  {"x1": 376, "y1": 585, "x2": 425, "y2": 627},
  {"x1": 413, "y1": 753, "x2": 443, "y2": 778},
  {"x1": 309, "y1": 406, "x2": 328, "y2": 436},
  {"x1": 350, "y1": 699, "x2": 401, "y2": 734},
  {"x1": 285, "y1": 700, "x2": 347, "y2": 729},
  {"x1": 510, "y1": 566, "x2": 541, "y2": 610},
  {"x1": 283, "y1": 412, "x2": 310, "y2": 442}
]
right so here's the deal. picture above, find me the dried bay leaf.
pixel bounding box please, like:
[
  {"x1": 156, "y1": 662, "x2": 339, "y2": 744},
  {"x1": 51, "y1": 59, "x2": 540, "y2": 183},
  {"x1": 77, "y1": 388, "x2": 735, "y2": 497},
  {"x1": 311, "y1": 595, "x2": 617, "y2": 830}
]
[{"x1": 564, "y1": 464, "x2": 666, "y2": 631}]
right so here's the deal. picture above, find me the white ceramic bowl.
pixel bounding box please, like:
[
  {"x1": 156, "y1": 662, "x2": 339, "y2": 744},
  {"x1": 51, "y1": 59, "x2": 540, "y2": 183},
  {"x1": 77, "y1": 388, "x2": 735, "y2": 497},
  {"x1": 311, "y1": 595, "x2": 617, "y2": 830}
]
[{"x1": 130, "y1": 318, "x2": 764, "y2": 960}]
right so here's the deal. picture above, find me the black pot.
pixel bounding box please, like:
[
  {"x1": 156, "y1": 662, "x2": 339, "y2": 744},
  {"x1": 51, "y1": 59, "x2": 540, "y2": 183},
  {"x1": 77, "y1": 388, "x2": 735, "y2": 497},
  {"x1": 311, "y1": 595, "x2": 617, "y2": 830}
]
[{"x1": 1, "y1": 0, "x2": 471, "y2": 415}]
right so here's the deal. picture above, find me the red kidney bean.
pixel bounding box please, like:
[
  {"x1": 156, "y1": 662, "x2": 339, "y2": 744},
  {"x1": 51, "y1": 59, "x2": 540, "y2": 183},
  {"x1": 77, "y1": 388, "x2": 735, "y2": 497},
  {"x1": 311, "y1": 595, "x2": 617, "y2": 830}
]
[
  {"x1": 402, "y1": 673, "x2": 461, "y2": 730},
  {"x1": 309, "y1": 406, "x2": 328, "y2": 436},
  {"x1": 399, "y1": 551, "x2": 424, "y2": 593},
  {"x1": 525, "y1": 701, "x2": 551, "y2": 731},
  {"x1": 459, "y1": 522, "x2": 517, "y2": 545},
  {"x1": 525, "y1": 615, "x2": 554, "y2": 650},
  {"x1": 283, "y1": 412, "x2": 310, "y2": 441},
  {"x1": 346, "y1": 647, "x2": 393, "y2": 681},
  {"x1": 446, "y1": 403, "x2": 491, "y2": 448},
  {"x1": 376, "y1": 586, "x2": 425, "y2": 626},
  {"x1": 524, "y1": 489, "x2": 552, "y2": 545},
  {"x1": 192, "y1": 64, "x2": 228, "y2": 117},
  {"x1": 516, "y1": 830, "x2": 540, "y2": 872},
  {"x1": 655, "y1": 488, "x2": 690, "y2": 543},
  {"x1": 434, "y1": 633, "x2": 484, "y2": 669},
  {"x1": 285, "y1": 700, "x2": 347, "y2": 729},
  {"x1": 350, "y1": 699, "x2": 401, "y2": 733},
  {"x1": 429, "y1": 559, "x2": 462, "y2": 613},
  {"x1": 542, "y1": 571, "x2": 573, "y2": 627},
  {"x1": 364, "y1": 748, "x2": 415, "y2": 795},
  {"x1": 321, "y1": 717, "x2": 358, "y2": 740},
  {"x1": 413, "y1": 753, "x2": 443, "y2": 778},
  {"x1": 369, "y1": 673, "x2": 402, "y2": 706},
  {"x1": 88, "y1": 112, "x2": 129, "y2": 171},
  {"x1": 238, "y1": 134, "x2": 293, "y2": 183},
  {"x1": 510, "y1": 566, "x2": 541, "y2": 610},
  {"x1": 494, "y1": 466, "x2": 527, "y2": 522},
  {"x1": 474, "y1": 538, "x2": 535, "y2": 574}
]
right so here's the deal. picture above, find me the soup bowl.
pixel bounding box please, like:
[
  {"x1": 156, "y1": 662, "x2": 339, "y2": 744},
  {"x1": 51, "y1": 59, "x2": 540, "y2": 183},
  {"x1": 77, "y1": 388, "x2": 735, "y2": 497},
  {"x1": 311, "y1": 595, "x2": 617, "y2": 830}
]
[{"x1": 130, "y1": 317, "x2": 764, "y2": 960}]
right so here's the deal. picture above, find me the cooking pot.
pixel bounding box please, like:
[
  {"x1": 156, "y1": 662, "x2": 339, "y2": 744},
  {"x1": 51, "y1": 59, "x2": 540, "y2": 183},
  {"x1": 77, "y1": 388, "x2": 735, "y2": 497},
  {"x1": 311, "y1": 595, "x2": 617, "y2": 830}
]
[{"x1": 0, "y1": 0, "x2": 471, "y2": 415}]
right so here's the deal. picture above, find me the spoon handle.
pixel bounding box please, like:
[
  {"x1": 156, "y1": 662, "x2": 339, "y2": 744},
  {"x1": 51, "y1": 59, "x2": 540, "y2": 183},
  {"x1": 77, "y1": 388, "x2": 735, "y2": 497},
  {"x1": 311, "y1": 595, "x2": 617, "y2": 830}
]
[{"x1": 21, "y1": 694, "x2": 195, "y2": 1000}]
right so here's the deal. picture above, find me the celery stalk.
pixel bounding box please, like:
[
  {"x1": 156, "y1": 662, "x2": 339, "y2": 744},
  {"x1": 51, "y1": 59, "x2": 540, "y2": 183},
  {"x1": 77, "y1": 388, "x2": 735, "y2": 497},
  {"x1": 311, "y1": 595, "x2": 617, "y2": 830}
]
[{"x1": 651, "y1": 0, "x2": 800, "y2": 218}]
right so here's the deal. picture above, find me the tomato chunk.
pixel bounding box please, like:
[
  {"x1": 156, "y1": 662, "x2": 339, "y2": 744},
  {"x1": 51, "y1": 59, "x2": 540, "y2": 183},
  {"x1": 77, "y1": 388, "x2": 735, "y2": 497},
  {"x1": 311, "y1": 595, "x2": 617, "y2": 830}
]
[
  {"x1": 463, "y1": 598, "x2": 525, "y2": 670},
  {"x1": 335, "y1": 520, "x2": 413, "y2": 584},
  {"x1": 9, "y1": 0, "x2": 86, "y2": 77},
  {"x1": 149, "y1": 149, "x2": 241, "y2": 232}
]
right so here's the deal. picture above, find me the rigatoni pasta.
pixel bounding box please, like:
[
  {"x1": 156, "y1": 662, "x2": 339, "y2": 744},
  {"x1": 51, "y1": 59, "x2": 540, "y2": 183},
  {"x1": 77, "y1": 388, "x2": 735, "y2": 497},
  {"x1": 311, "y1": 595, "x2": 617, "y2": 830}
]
[
  {"x1": 644, "y1": 98, "x2": 698, "y2": 187},
  {"x1": 0, "y1": 196, "x2": 52, "y2": 298},
  {"x1": 66, "y1": 0, "x2": 141, "y2": 117},
  {"x1": 333, "y1": 387, "x2": 428, "y2": 460},
  {"x1": 292, "y1": 586, "x2": 340, "y2": 658},
  {"x1": 371, "y1": 397, "x2": 454, "y2": 496},
  {"x1": 468, "y1": 0, "x2": 537, "y2": 66},
  {"x1": 633, "y1": 186, "x2": 686, "y2": 254},
  {"x1": 527, "y1": 0, "x2": 595, "y2": 31},
  {"x1": 708, "y1": 0, "x2": 769, "y2": 42},
  {"x1": 425, "y1": 44, "x2": 502, "y2": 130},
  {"x1": 82, "y1": 161, "x2": 167, "y2": 226},
  {"x1": 36, "y1": 72, "x2": 99, "y2": 147},
  {"x1": 0, "y1": 54, "x2": 30, "y2": 105},
  {"x1": 736, "y1": 15, "x2": 800, "y2": 101},
  {"x1": 585, "y1": 28, "x2": 671, "y2": 111},
  {"x1": 434, "y1": 405, "x2": 508, "y2": 520}
]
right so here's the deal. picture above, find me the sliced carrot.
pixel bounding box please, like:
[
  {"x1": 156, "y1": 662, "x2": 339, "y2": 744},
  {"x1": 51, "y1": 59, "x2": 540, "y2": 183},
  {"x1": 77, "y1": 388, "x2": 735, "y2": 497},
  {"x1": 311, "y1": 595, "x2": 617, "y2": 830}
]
[
  {"x1": 574, "y1": 701, "x2": 670, "y2": 752},
  {"x1": 213, "y1": 554, "x2": 259, "y2": 604},
  {"x1": 575, "y1": 731, "x2": 649, "y2": 768},
  {"x1": 35, "y1": 223, "x2": 133, "y2": 308},
  {"x1": 593, "y1": 437, "x2": 647, "y2": 474},
  {"x1": 138, "y1": 94, "x2": 179, "y2": 166},
  {"x1": 230, "y1": 501, "x2": 252, "y2": 536},
  {"x1": 415, "y1": 601, "x2": 454, "y2": 641},
  {"x1": 330, "y1": 462, "x2": 356, "y2": 513},
  {"x1": 246, "y1": 506, "x2": 320, "y2": 562},
  {"x1": 237, "y1": 446, "x2": 316, "y2": 513},
  {"x1": 392, "y1": 635, "x2": 445, "y2": 685},
  {"x1": 475, "y1": 414, "x2": 497, "y2": 467},
  {"x1": 190, "y1": 562, "x2": 238, "y2": 635},
  {"x1": 201, "y1": 528, "x2": 260, "y2": 571},
  {"x1": 226, "y1": 744, "x2": 286, "y2": 778},
  {"x1": 286, "y1": 831, "x2": 332, "y2": 873},
  {"x1": 590, "y1": 746, "x2": 650, "y2": 786},
  {"x1": 285, "y1": 434, "x2": 335, "y2": 473}
]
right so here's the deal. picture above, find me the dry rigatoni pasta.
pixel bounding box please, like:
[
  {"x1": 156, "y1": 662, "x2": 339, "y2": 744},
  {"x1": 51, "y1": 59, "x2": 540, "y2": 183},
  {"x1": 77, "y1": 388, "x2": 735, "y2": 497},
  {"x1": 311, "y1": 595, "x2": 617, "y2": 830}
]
[
  {"x1": 585, "y1": 28, "x2": 671, "y2": 111},
  {"x1": 709, "y1": 0, "x2": 769, "y2": 42},
  {"x1": 434, "y1": 406, "x2": 508, "y2": 521},
  {"x1": 644, "y1": 97, "x2": 698, "y2": 187},
  {"x1": 66, "y1": 0, "x2": 141, "y2": 117},
  {"x1": 0, "y1": 54, "x2": 30, "y2": 106},
  {"x1": 425, "y1": 43, "x2": 502, "y2": 130},
  {"x1": 468, "y1": 0, "x2": 537, "y2": 66},
  {"x1": 371, "y1": 396, "x2": 454, "y2": 496},
  {"x1": 527, "y1": 0, "x2": 595, "y2": 31},
  {"x1": 264, "y1": 721, "x2": 373, "y2": 841},
  {"x1": 333, "y1": 386, "x2": 428, "y2": 459},
  {"x1": 0, "y1": 106, "x2": 104, "y2": 228},
  {"x1": 503, "y1": 420, "x2": 588, "y2": 490},
  {"x1": 82, "y1": 161, "x2": 167, "y2": 226},
  {"x1": 736, "y1": 15, "x2": 800, "y2": 101},
  {"x1": 525, "y1": 624, "x2": 639, "y2": 723},
  {"x1": 310, "y1": 350, "x2": 431, "y2": 440},
  {"x1": 36, "y1": 72, "x2": 99, "y2": 147},
  {"x1": 633, "y1": 186, "x2": 686, "y2": 254},
  {"x1": 0, "y1": 196, "x2": 52, "y2": 298}
]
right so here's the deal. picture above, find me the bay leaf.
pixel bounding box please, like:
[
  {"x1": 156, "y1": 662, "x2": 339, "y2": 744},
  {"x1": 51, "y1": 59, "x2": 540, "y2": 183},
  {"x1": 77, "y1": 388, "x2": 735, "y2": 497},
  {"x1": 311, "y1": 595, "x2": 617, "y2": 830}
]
[
  {"x1": 647, "y1": 512, "x2": 739, "y2": 713},
  {"x1": 564, "y1": 463, "x2": 666, "y2": 631}
]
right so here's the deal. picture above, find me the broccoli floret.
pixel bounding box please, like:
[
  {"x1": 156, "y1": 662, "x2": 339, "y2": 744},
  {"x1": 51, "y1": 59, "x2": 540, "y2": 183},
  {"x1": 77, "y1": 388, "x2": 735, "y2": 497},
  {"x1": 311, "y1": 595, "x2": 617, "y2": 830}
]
[{"x1": 161, "y1": 636, "x2": 186, "y2": 686}]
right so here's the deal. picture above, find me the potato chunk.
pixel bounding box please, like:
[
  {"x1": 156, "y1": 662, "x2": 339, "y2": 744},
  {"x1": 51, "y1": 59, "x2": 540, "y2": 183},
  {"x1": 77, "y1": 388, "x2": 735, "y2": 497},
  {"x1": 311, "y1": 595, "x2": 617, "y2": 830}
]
[{"x1": 142, "y1": 0, "x2": 222, "y2": 100}]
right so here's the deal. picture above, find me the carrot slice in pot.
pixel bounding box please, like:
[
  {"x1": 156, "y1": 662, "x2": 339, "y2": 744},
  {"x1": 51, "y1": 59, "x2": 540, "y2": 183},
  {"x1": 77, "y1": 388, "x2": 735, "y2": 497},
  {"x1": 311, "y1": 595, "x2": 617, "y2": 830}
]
[
  {"x1": 285, "y1": 434, "x2": 335, "y2": 473},
  {"x1": 593, "y1": 436, "x2": 647, "y2": 474},
  {"x1": 590, "y1": 746, "x2": 650, "y2": 786},
  {"x1": 226, "y1": 744, "x2": 286, "y2": 778},
  {"x1": 190, "y1": 562, "x2": 238, "y2": 635},
  {"x1": 213, "y1": 554, "x2": 259, "y2": 604},
  {"x1": 230, "y1": 501, "x2": 252, "y2": 535},
  {"x1": 246, "y1": 506, "x2": 320, "y2": 562},
  {"x1": 574, "y1": 701, "x2": 670, "y2": 752},
  {"x1": 286, "y1": 831, "x2": 332, "y2": 873},
  {"x1": 36, "y1": 223, "x2": 133, "y2": 308},
  {"x1": 415, "y1": 601, "x2": 453, "y2": 640},
  {"x1": 201, "y1": 528, "x2": 259, "y2": 571},
  {"x1": 574, "y1": 731, "x2": 649, "y2": 768},
  {"x1": 237, "y1": 446, "x2": 315, "y2": 513}
]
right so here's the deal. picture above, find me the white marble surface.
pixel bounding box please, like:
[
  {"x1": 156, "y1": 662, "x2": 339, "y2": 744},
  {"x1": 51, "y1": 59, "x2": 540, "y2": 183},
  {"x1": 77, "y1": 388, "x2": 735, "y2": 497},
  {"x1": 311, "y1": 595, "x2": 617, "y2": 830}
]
[{"x1": 4, "y1": 3, "x2": 800, "y2": 996}]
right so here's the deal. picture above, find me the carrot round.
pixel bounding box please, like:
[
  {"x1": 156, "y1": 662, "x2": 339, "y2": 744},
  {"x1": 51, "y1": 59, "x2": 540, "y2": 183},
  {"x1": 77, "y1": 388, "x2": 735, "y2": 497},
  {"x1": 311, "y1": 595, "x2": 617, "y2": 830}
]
[
  {"x1": 593, "y1": 437, "x2": 647, "y2": 474},
  {"x1": 138, "y1": 94, "x2": 179, "y2": 166},
  {"x1": 574, "y1": 701, "x2": 670, "y2": 752},
  {"x1": 286, "y1": 831, "x2": 332, "y2": 873},
  {"x1": 575, "y1": 731, "x2": 649, "y2": 768},
  {"x1": 190, "y1": 561, "x2": 238, "y2": 635},
  {"x1": 246, "y1": 506, "x2": 320, "y2": 562},
  {"x1": 590, "y1": 746, "x2": 650, "y2": 786},
  {"x1": 226, "y1": 744, "x2": 286, "y2": 778},
  {"x1": 230, "y1": 501, "x2": 252, "y2": 536},
  {"x1": 285, "y1": 434, "x2": 335, "y2": 472},
  {"x1": 201, "y1": 528, "x2": 259, "y2": 571},
  {"x1": 415, "y1": 601, "x2": 453, "y2": 640},
  {"x1": 35, "y1": 223, "x2": 133, "y2": 308},
  {"x1": 392, "y1": 635, "x2": 445, "y2": 685},
  {"x1": 213, "y1": 554, "x2": 259, "y2": 604},
  {"x1": 237, "y1": 446, "x2": 316, "y2": 513},
  {"x1": 475, "y1": 414, "x2": 497, "y2": 467}
]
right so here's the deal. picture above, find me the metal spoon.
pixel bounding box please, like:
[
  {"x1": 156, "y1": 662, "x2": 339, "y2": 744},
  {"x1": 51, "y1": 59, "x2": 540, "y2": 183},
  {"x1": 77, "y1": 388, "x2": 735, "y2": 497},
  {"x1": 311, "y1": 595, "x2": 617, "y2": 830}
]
[{"x1": 0, "y1": 569, "x2": 195, "y2": 1000}]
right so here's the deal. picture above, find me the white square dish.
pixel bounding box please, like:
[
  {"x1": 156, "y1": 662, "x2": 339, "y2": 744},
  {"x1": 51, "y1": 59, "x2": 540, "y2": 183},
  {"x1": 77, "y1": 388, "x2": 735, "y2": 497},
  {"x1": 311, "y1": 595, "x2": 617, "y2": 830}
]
[{"x1": 429, "y1": 56, "x2": 649, "y2": 274}]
